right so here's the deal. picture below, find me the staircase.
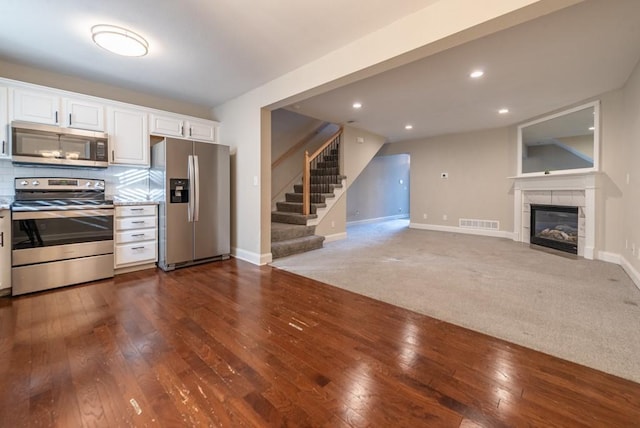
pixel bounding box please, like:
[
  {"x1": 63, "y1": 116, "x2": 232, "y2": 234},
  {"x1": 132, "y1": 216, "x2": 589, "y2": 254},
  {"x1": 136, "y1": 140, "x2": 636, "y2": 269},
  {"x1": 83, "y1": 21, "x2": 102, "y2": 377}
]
[{"x1": 271, "y1": 132, "x2": 345, "y2": 259}]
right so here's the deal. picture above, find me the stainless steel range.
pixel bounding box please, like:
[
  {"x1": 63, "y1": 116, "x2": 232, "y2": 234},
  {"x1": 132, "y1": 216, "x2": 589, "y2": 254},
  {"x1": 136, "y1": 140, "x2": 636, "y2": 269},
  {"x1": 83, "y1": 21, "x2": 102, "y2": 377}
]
[{"x1": 11, "y1": 178, "x2": 114, "y2": 296}]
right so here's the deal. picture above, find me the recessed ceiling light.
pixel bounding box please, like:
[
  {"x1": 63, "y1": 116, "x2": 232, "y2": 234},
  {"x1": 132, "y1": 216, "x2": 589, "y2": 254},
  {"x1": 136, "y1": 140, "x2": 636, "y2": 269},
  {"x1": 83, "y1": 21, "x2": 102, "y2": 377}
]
[
  {"x1": 405, "y1": 124, "x2": 413, "y2": 130},
  {"x1": 589, "y1": 126, "x2": 595, "y2": 131},
  {"x1": 352, "y1": 102, "x2": 362, "y2": 109},
  {"x1": 92, "y1": 24, "x2": 149, "y2": 57},
  {"x1": 470, "y1": 70, "x2": 484, "y2": 79},
  {"x1": 498, "y1": 108, "x2": 509, "y2": 114}
]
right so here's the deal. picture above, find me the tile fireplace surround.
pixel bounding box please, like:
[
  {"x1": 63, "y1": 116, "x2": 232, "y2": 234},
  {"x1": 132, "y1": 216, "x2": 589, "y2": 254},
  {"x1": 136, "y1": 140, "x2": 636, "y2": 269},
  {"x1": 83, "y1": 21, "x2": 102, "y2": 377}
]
[{"x1": 513, "y1": 172, "x2": 598, "y2": 259}]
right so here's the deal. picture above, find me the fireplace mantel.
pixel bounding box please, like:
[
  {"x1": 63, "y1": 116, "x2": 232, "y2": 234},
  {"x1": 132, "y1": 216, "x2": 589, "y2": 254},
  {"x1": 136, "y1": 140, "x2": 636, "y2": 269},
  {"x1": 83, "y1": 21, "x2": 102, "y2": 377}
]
[{"x1": 511, "y1": 172, "x2": 600, "y2": 259}]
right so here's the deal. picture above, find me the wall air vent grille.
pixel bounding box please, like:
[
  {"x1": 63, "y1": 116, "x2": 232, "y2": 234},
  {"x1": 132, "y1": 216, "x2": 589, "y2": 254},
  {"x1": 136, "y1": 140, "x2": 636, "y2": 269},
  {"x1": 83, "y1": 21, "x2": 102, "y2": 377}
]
[{"x1": 459, "y1": 218, "x2": 500, "y2": 231}]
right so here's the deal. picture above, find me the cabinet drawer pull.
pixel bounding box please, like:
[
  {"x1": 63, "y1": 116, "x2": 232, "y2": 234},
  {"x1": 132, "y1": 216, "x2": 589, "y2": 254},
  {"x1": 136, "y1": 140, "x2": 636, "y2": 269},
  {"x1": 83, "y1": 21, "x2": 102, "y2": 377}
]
[
  {"x1": 1, "y1": 231, "x2": 3, "y2": 247},
  {"x1": 131, "y1": 233, "x2": 146, "y2": 237},
  {"x1": 131, "y1": 246, "x2": 146, "y2": 250},
  {"x1": 131, "y1": 221, "x2": 146, "y2": 224},
  {"x1": 69, "y1": 113, "x2": 72, "y2": 126}
]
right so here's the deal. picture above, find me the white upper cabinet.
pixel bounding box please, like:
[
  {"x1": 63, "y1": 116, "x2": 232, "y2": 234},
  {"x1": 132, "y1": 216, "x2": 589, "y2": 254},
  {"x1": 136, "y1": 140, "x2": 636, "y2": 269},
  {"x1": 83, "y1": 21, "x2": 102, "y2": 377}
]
[
  {"x1": 64, "y1": 98, "x2": 105, "y2": 131},
  {"x1": 0, "y1": 87, "x2": 8, "y2": 159},
  {"x1": 149, "y1": 114, "x2": 184, "y2": 138},
  {"x1": 187, "y1": 118, "x2": 216, "y2": 142},
  {"x1": 11, "y1": 87, "x2": 61, "y2": 125},
  {"x1": 150, "y1": 113, "x2": 217, "y2": 143},
  {"x1": 10, "y1": 87, "x2": 106, "y2": 132},
  {"x1": 108, "y1": 106, "x2": 149, "y2": 166}
]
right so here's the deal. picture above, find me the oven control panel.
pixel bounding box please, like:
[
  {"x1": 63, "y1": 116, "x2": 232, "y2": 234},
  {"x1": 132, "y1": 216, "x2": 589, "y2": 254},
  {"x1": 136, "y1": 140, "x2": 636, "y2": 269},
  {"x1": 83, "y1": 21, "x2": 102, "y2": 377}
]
[{"x1": 15, "y1": 178, "x2": 105, "y2": 191}]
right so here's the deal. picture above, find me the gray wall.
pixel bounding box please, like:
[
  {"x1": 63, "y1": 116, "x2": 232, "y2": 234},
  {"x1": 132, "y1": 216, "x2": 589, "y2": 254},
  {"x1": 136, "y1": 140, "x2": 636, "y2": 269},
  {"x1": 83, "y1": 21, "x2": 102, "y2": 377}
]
[
  {"x1": 347, "y1": 154, "x2": 409, "y2": 223},
  {"x1": 621, "y1": 58, "x2": 640, "y2": 275},
  {"x1": 379, "y1": 127, "x2": 513, "y2": 231}
]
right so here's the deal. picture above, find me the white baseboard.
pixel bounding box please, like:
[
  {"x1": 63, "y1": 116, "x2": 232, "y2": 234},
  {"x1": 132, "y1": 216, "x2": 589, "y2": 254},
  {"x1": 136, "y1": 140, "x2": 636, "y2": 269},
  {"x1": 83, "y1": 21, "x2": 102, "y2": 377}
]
[
  {"x1": 232, "y1": 247, "x2": 272, "y2": 265},
  {"x1": 620, "y1": 256, "x2": 640, "y2": 292},
  {"x1": 409, "y1": 222, "x2": 516, "y2": 240},
  {"x1": 347, "y1": 214, "x2": 409, "y2": 226},
  {"x1": 597, "y1": 251, "x2": 621, "y2": 264},
  {"x1": 323, "y1": 232, "x2": 347, "y2": 243}
]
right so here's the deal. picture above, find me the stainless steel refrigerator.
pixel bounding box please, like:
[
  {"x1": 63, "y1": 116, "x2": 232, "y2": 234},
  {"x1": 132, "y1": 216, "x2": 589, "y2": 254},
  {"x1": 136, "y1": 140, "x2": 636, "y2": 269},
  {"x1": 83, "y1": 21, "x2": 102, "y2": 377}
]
[{"x1": 151, "y1": 137, "x2": 230, "y2": 271}]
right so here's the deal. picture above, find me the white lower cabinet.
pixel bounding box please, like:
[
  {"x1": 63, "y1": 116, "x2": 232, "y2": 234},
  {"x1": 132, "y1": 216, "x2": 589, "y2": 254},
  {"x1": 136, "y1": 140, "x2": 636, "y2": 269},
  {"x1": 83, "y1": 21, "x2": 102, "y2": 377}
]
[
  {"x1": 0, "y1": 210, "x2": 10, "y2": 292},
  {"x1": 114, "y1": 205, "x2": 158, "y2": 271}
]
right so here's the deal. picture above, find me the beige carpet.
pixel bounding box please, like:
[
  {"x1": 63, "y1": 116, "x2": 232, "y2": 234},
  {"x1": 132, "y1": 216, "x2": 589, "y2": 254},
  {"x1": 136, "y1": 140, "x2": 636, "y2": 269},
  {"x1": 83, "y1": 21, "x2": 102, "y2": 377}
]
[{"x1": 271, "y1": 219, "x2": 640, "y2": 383}]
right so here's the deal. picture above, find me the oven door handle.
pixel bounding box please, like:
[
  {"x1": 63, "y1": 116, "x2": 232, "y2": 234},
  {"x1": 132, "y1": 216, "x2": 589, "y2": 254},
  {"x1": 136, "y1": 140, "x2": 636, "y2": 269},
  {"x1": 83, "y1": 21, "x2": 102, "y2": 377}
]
[{"x1": 12, "y1": 209, "x2": 114, "y2": 220}]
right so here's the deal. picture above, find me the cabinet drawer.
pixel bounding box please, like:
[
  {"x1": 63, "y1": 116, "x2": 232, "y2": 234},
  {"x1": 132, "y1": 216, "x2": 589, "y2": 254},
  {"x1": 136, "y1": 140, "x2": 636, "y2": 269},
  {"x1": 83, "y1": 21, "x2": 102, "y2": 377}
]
[
  {"x1": 117, "y1": 205, "x2": 156, "y2": 217},
  {"x1": 116, "y1": 228, "x2": 157, "y2": 244},
  {"x1": 116, "y1": 216, "x2": 156, "y2": 230},
  {"x1": 115, "y1": 241, "x2": 157, "y2": 266}
]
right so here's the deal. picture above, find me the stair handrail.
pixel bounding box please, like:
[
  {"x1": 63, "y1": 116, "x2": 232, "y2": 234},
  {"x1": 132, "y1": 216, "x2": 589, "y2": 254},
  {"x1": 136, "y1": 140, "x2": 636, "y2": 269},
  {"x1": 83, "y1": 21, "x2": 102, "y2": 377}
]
[{"x1": 303, "y1": 126, "x2": 343, "y2": 215}]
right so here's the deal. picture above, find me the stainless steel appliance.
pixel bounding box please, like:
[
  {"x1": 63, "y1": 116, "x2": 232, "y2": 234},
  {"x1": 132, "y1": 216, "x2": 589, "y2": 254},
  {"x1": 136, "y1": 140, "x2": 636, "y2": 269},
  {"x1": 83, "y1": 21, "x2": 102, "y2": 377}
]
[
  {"x1": 11, "y1": 178, "x2": 114, "y2": 295},
  {"x1": 151, "y1": 138, "x2": 230, "y2": 271},
  {"x1": 11, "y1": 121, "x2": 109, "y2": 168}
]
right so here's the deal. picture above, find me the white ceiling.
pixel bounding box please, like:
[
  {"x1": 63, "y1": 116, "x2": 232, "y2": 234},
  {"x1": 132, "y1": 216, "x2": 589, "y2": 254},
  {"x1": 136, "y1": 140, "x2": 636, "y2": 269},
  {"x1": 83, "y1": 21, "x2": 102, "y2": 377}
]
[
  {"x1": 288, "y1": 0, "x2": 640, "y2": 142},
  {"x1": 1, "y1": 1, "x2": 639, "y2": 144},
  {"x1": 0, "y1": 0, "x2": 435, "y2": 108}
]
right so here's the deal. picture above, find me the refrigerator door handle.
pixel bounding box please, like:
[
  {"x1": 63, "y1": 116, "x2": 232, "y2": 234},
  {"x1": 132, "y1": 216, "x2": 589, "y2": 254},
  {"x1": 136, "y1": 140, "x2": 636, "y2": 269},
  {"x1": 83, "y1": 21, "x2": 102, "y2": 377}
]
[
  {"x1": 193, "y1": 154, "x2": 200, "y2": 222},
  {"x1": 187, "y1": 154, "x2": 195, "y2": 222}
]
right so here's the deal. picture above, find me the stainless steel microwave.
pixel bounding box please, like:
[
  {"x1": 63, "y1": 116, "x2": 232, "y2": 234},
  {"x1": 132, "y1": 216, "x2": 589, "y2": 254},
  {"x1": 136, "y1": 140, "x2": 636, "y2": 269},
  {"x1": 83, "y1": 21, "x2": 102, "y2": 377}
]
[{"x1": 11, "y1": 121, "x2": 109, "y2": 168}]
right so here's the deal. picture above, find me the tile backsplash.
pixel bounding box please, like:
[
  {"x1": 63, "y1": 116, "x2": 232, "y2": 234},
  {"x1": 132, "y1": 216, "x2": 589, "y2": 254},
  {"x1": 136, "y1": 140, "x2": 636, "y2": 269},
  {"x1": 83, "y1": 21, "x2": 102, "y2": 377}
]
[{"x1": 0, "y1": 159, "x2": 150, "y2": 199}]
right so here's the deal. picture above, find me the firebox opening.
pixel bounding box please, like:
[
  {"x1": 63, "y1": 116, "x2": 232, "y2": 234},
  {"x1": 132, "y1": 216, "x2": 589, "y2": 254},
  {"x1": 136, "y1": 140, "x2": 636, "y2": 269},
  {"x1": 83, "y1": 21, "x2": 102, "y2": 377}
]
[{"x1": 530, "y1": 204, "x2": 579, "y2": 255}]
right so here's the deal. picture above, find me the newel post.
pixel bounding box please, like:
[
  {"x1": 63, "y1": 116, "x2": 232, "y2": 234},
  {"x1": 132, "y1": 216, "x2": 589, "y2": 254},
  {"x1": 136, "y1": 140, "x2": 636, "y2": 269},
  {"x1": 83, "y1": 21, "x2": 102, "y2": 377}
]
[{"x1": 303, "y1": 151, "x2": 311, "y2": 216}]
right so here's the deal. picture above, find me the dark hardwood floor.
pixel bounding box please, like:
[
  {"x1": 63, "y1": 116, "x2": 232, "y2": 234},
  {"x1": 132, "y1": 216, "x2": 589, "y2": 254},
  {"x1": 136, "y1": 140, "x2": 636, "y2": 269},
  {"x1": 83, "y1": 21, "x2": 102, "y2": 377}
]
[{"x1": 1, "y1": 259, "x2": 639, "y2": 427}]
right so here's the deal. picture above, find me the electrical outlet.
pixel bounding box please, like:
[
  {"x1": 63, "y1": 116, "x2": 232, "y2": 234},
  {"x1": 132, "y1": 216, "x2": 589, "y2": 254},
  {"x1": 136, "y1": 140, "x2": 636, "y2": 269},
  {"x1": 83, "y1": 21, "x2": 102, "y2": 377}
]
[
  {"x1": 632, "y1": 243, "x2": 636, "y2": 255},
  {"x1": 443, "y1": 214, "x2": 448, "y2": 221},
  {"x1": 423, "y1": 213, "x2": 427, "y2": 219},
  {"x1": 331, "y1": 220, "x2": 335, "y2": 228}
]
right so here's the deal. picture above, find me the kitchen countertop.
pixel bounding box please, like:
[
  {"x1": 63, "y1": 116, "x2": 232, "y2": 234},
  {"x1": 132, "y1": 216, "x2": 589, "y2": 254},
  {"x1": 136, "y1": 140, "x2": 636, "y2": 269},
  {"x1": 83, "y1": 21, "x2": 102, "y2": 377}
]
[
  {"x1": 0, "y1": 196, "x2": 13, "y2": 210},
  {"x1": 112, "y1": 196, "x2": 160, "y2": 206}
]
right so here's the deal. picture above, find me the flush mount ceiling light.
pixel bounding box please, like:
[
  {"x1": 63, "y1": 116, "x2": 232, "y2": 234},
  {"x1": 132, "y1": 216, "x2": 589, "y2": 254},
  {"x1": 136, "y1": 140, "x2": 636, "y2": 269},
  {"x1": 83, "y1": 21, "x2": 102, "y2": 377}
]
[
  {"x1": 498, "y1": 108, "x2": 509, "y2": 114},
  {"x1": 352, "y1": 102, "x2": 363, "y2": 109},
  {"x1": 470, "y1": 70, "x2": 484, "y2": 79},
  {"x1": 91, "y1": 25, "x2": 149, "y2": 57},
  {"x1": 404, "y1": 124, "x2": 413, "y2": 130}
]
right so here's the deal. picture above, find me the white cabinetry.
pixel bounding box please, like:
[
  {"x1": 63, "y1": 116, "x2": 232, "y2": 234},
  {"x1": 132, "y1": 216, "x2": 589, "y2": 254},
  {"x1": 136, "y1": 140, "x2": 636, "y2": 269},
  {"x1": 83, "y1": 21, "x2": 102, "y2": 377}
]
[
  {"x1": 10, "y1": 87, "x2": 105, "y2": 131},
  {"x1": 63, "y1": 98, "x2": 105, "y2": 131},
  {"x1": 0, "y1": 87, "x2": 8, "y2": 158},
  {"x1": 11, "y1": 87, "x2": 60, "y2": 125},
  {"x1": 115, "y1": 205, "x2": 158, "y2": 272},
  {"x1": 108, "y1": 106, "x2": 149, "y2": 166},
  {"x1": 0, "y1": 210, "x2": 10, "y2": 292},
  {"x1": 188, "y1": 118, "x2": 216, "y2": 142},
  {"x1": 150, "y1": 113, "x2": 217, "y2": 143}
]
